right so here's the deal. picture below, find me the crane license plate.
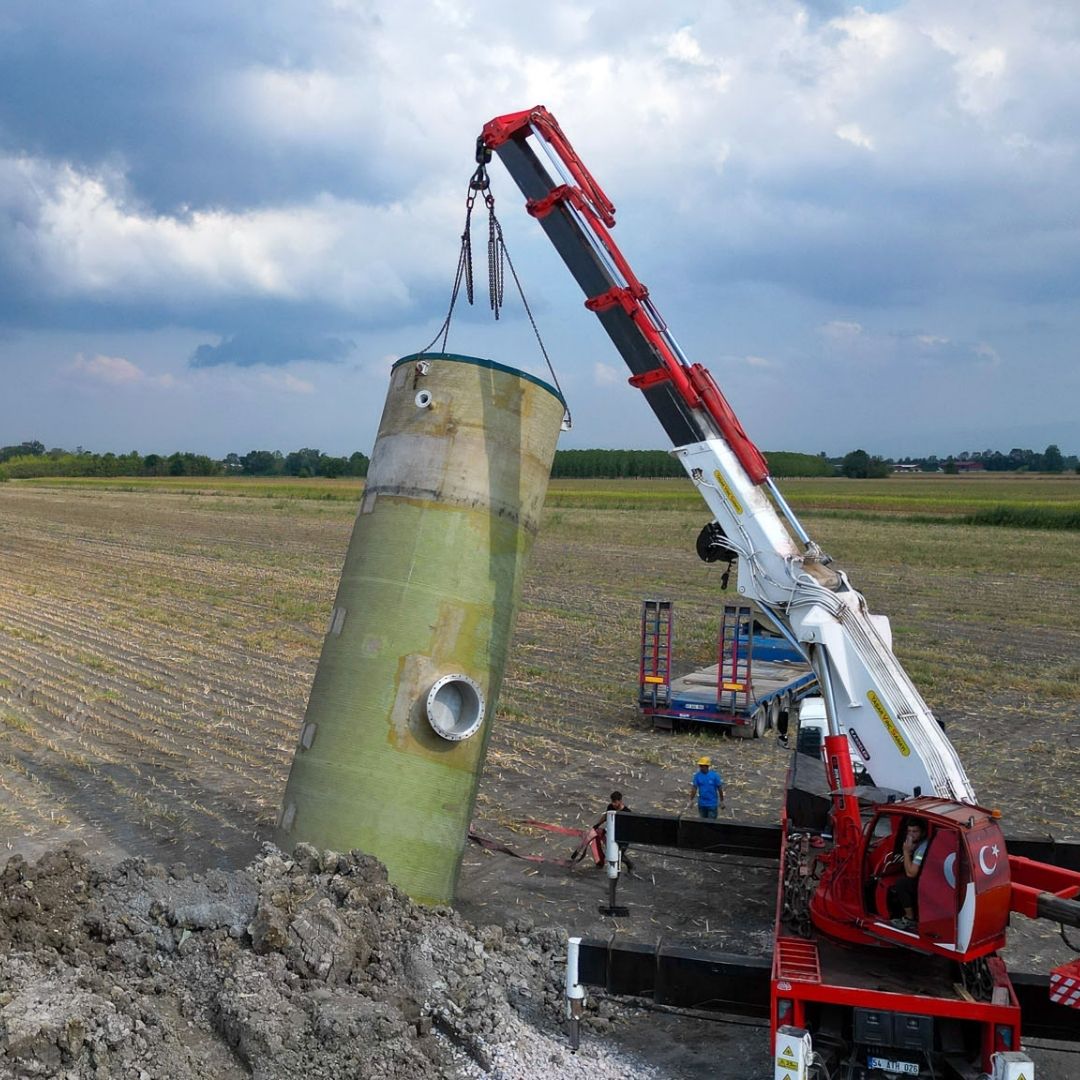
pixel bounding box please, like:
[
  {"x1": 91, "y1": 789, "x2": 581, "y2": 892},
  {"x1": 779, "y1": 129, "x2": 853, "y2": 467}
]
[{"x1": 867, "y1": 1055, "x2": 919, "y2": 1075}]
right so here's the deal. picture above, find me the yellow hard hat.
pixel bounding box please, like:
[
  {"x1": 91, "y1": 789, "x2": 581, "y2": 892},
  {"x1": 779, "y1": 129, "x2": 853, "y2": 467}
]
[{"x1": 697, "y1": 756, "x2": 711, "y2": 766}]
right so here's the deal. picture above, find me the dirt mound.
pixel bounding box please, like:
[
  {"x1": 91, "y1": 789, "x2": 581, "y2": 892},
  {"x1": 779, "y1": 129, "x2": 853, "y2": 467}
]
[{"x1": 0, "y1": 845, "x2": 653, "y2": 1080}]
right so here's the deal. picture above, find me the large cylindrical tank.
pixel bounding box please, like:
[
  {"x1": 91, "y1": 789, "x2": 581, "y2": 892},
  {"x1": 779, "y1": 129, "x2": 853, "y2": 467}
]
[{"x1": 275, "y1": 352, "x2": 564, "y2": 904}]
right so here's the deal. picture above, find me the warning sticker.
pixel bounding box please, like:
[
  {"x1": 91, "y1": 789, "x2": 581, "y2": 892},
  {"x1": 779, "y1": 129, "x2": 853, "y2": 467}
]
[
  {"x1": 867, "y1": 689, "x2": 910, "y2": 757},
  {"x1": 713, "y1": 470, "x2": 744, "y2": 515},
  {"x1": 776, "y1": 1058, "x2": 799, "y2": 1071}
]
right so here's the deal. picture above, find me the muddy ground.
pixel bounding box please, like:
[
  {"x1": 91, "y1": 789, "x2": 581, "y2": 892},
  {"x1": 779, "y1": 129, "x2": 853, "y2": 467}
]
[{"x1": 0, "y1": 484, "x2": 1078, "y2": 1077}]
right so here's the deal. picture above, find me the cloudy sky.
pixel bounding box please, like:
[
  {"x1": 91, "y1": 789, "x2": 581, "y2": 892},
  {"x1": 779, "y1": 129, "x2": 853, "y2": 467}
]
[{"x1": 2, "y1": 1, "x2": 1077, "y2": 458}]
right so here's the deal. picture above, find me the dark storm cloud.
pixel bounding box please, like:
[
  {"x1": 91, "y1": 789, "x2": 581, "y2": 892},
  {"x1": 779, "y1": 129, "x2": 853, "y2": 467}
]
[
  {"x1": 648, "y1": 147, "x2": 1080, "y2": 310},
  {"x1": 0, "y1": 2, "x2": 398, "y2": 213},
  {"x1": 190, "y1": 330, "x2": 355, "y2": 368}
]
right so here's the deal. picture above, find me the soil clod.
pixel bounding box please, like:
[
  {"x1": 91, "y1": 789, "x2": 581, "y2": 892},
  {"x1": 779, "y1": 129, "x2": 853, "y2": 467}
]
[{"x1": 0, "y1": 843, "x2": 657, "y2": 1079}]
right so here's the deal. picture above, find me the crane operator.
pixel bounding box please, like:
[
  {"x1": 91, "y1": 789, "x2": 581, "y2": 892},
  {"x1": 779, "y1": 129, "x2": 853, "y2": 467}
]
[{"x1": 890, "y1": 820, "x2": 929, "y2": 931}]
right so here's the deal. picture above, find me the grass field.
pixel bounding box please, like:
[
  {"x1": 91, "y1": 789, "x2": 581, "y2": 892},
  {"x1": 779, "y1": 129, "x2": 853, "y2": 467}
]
[
  {"x1": 18, "y1": 474, "x2": 365, "y2": 501},
  {"x1": 22, "y1": 470, "x2": 1080, "y2": 518}
]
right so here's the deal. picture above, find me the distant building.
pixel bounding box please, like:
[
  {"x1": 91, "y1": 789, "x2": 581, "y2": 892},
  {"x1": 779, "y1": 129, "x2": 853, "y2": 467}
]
[
  {"x1": 892, "y1": 463, "x2": 920, "y2": 473},
  {"x1": 954, "y1": 460, "x2": 985, "y2": 472}
]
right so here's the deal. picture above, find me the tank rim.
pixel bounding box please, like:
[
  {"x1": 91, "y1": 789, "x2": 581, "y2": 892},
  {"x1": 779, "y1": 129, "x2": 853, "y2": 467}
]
[{"x1": 393, "y1": 352, "x2": 565, "y2": 405}]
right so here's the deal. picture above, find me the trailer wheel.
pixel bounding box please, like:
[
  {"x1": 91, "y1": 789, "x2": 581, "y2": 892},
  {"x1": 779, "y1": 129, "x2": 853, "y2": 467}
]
[
  {"x1": 775, "y1": 694, "x2": 791, "y2": 739},
  {"x1": 751, "y1": 707, "x2": 767, "y2": 739},
  {"x1": 767, "y1": 697, "x2": 782, "y2": 732}
]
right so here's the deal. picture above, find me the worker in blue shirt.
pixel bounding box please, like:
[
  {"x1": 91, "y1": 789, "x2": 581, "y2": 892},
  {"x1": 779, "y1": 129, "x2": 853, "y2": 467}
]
[{"x1": 689, "y1": 756, "x2": 724, "y2": 819}]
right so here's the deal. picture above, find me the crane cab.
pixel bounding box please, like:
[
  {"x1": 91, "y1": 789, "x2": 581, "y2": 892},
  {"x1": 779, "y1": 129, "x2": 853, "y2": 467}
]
[{"x1": 855, "y1": 799, "x2": 1011, "y2": 960}]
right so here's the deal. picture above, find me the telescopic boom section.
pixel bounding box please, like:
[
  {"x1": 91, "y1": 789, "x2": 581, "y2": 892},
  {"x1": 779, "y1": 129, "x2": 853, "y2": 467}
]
[
  {"x1": 482, "y1": 105, "x2": 978, "y2": 810},
  {"x1": 481, "y1": 106, "x2": 770, "y2": 486}
]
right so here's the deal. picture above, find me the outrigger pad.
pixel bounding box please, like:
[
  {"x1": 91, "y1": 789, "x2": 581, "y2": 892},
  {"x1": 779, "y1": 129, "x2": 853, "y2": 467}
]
[{"x1": 1050, "y1": 957, "x2": 1080, "y2": 1009}]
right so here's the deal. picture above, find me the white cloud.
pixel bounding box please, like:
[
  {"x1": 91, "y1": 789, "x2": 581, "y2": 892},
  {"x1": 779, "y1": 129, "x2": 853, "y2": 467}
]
[
  {"x1": 593, "y1": 361, "x2": 620, "y2": 387},
  {"x1": 832, "y1": 9, "x2": 903, "y2": 62},
  {"x1": 2, "y1": 155, "x2": 451, "y2": 314},
  {"x1": 231, "y1": 68, "x2": 379, "y2": 148},
  {"x1": 66, "y1": 352, "x2": 175, "y2": 389},
  {"x1": 4, "y1": 1, "x2": 1077, "y2": 324},
  {"x1": 258, "y1": 371, "x2": 315, "y2": 395},
  {"x1": 69, "y1": 353, "x2": 145, "y2": 384},
  {"x1": 821, "y1": 320, "x2": 863, "y2": 341},
  {"x1": 666, "y1": 27, "x2": 707, "y2": 67},
  {"x1": 835, "y1": 123, "x2": 875, "y2": 151},
  {"x1": 924, "y1": 22, "x2": 1010, "y2": 118}
]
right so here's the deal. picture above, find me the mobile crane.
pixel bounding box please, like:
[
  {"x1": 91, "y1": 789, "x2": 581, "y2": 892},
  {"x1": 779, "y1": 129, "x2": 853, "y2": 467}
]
[{"x1": 476, "y1": 107, "x2": 1080, "y2": 1078}]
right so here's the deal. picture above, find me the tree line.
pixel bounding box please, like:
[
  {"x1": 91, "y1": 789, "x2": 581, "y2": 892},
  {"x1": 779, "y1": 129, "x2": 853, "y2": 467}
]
[
  {"x1": 931, "y1": 446, "x2": 1073, "y2": 473},
  {"x1": 837, "y1": 444, "x2": 1077, "y2": 478},
  {"x1": 0, "y1": 443, "x2": 835, "y2": 481},
  {"x1": 551, "y1": 448, "x2": 834, "y2": 478},
  {"x1": 1, "y1": 440, "x2": 1076, "y2": 483},
  {"x1": 0, "y1": 442, "x2": 370, "y2": 481}
]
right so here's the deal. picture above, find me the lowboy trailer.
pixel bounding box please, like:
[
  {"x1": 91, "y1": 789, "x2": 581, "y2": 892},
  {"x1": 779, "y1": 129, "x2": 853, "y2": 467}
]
[{"x1": 640, "y1": 599, "x2": 817, "y2": 737}]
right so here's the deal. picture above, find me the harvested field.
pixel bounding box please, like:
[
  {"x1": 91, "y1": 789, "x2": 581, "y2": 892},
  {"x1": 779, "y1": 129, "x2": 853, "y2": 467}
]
[{"x1": 0, "y1": 477, "x2": 1078, "y2": 1077}]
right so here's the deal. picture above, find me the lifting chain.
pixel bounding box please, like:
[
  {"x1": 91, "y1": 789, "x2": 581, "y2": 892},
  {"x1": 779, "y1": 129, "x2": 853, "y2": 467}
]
[{"x1": 418, "y1": 145, "x2": 571, "y2": 429}]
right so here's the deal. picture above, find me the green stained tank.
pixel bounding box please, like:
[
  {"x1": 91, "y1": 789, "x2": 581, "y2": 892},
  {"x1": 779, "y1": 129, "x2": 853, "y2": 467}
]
[{"x1": 275, "y1": 353, "x2": 564, "y2": 904}]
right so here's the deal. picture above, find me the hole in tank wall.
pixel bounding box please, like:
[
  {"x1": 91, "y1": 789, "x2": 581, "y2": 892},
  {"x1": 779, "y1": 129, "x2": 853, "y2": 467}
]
[{"x1": 426, "y1": 674, "x2": 485, "y2": 741}]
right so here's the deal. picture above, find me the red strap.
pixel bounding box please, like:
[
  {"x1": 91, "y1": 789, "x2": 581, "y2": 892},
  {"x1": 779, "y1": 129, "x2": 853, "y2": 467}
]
[
  {"x1": 520, "y1": 817, "x2": 588, "y2": 838},
  {"x1": 467, "y1": 829, "x2": 574, "y2": 868}
]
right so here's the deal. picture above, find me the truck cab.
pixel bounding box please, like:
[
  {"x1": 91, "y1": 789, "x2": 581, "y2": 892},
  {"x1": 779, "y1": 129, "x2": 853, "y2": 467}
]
[{"x1": 796, "y1": 696, "x2": 873, "y2": 787}]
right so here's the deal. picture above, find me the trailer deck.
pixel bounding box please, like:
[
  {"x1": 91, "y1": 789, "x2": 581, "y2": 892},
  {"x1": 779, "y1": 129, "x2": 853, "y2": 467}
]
[{"x1": 665, "y1": 659, "x2": 816, "y2": 725}]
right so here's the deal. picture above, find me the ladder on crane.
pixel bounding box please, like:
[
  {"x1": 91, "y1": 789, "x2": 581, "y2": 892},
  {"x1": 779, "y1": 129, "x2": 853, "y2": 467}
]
[{"x1": 639, "y1": 600, "x2": 673, "y2": 709}]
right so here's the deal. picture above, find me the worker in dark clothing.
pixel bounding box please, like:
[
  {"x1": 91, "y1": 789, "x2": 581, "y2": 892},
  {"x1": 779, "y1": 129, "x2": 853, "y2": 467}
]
[
  {"x1": 889, "y1": 820, "x2": 929, "y2": 931},
  {"x1": 597, "y1": 791, "x2": 634, "y2": 874}
]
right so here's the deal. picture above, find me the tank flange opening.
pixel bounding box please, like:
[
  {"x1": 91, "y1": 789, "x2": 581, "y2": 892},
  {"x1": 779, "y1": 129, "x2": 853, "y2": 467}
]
[{"x1": 426, "y1": 674, "x2": 485, "y2": 741}]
